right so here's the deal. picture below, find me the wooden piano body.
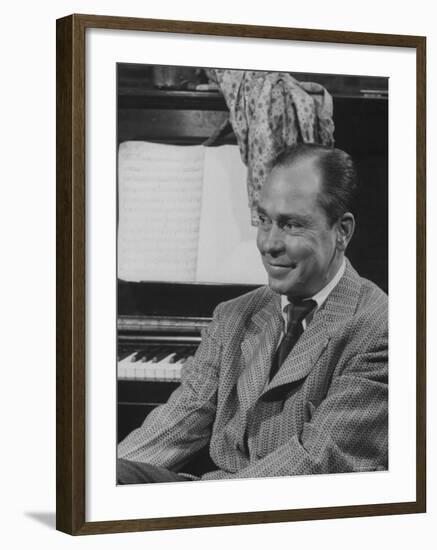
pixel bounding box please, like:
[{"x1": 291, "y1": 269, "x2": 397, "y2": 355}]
[{"x1": 116, "y1": 65, "x2": 388, "y2": 444}]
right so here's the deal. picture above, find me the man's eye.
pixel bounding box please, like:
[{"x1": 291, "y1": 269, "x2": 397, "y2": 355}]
[
  {"x1": 283, "y1": 222, "x2": 302, "y2": 231},
  {"x1": 258, "y1": 215, "x2": 271, "y2": 228}
]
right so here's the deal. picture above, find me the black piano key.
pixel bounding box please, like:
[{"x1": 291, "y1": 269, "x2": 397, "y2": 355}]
[
  {"x1": 117, "y1": 349, "x2": 133, "y2": 361},
  {"x1": 170, "y1": 347, "x2": 190, "y2": 362},
  {"x1": 151, "y1": 349, "x2": 172, "y2": 363},
  {"x1": 139, "y1": 346, "x2": 160, "y2": 362},
  {"x1": 179, "y1": 348, "x2": 195, "y2": 364}
]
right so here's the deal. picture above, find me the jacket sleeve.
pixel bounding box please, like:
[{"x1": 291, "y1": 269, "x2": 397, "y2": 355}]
[
  {"x1": 117, "y1": 305, "x2": 223, "y2": 472},
  {"x1": 202, "y1": 327, "x2": 388, "y2": 481}
]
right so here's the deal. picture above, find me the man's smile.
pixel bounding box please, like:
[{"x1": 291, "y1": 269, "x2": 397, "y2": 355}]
[{"x1": 263, "y1": 258, "x2": 298, "y2": 274}]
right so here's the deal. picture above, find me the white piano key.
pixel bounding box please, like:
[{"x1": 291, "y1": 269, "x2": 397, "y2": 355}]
[
  {"x1": 118, "y1": 354, "x2": 132, "y2": 379},
  {"x1": 156, "y1": 362, "x2": 166, "y2": 381},
  {"x1": 158, "y1": 362, "x2": 168, "y2": 381},
  {"x1": 144, "y1": 359, "x2": 160, "y2": 380},
  {"x1": 151, "y1": 360, "x2": 159, "y2": 379},
  {"x1": 134, "y1": 358, "x2": 152, "y2": 380},
  {"x1": 165, "y1": 363, "x2": 174, "y2": 381},
  {"x1": 125, "y1": 364, "x2": 137, "y2": 379},
  {"x1": 117, "y1": 363, "x2": 126, "y2": 380},
  {"x1": 170, "y1": 364, "x2": 178, "y2": 380},
  {"x1": 154, "y1": 353, "x2": 175, "y2": 381},
  {"x1": 134, "y1": 363, "x2": 146, "y2": 379},
  {"x1": 162, "y1": 354, "x2": 176, "y2": 380}
]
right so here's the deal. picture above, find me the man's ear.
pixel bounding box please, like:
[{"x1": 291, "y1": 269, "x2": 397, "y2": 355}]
[{"x1": 335, "y1": 212, "x2": 355, "y2": 251}]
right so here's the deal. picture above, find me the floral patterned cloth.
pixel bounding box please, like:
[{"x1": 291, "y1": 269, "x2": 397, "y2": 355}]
[{"x1": 206, "y1": 70, "x2": 335, "y2": 224}]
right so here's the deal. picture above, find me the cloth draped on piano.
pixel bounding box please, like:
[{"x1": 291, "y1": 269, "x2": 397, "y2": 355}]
[
  {"x1": 117, "y1": 259, "x2": 388, "y2": 480},
  {"x1": 205, "y1": 69, "x2": 335, "y2": 224}
]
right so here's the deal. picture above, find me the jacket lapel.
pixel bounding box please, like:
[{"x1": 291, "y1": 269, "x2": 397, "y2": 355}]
[
  {"x1": 237, "y1": 291, "x2": 282, "y2": 416},
  {"x1": 260, "y1": 259, "x2": 362, "y2": 398}
]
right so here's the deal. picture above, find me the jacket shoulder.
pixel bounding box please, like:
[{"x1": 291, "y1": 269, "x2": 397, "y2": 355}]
[
  {"x1": 214, "y1": 285, "x2": 276, "y2": 319},
  {"x1": 355, "y1": 276, "x2": 388, "y2": 319}
]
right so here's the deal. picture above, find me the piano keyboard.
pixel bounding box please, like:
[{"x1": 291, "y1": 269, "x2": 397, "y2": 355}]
[{"x1": 117, "y1": 345, "x2": 196, "y2": 382}]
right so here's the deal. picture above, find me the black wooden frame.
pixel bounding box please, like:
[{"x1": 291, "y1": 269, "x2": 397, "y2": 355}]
[{"x1": 56, "y1": 13, "x2": 426, "y2": 535}]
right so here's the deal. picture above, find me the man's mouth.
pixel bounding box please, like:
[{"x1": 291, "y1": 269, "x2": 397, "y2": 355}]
[{"x1": 265, "y1": 260, "x2": 298, "y2": 273}]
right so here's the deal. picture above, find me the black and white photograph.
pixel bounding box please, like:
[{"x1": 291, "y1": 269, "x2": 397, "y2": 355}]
[{"x1": 115, "y1": 63, "x2": 389, "y2": 485}]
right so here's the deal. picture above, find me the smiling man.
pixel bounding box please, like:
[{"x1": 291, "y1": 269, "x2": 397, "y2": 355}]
[
  {"x1": 257, "y1": 146, "x2": 355, "y2": 299},
  {"x1": 117, "y1": 143, "x2": 388, "y2": 483}
]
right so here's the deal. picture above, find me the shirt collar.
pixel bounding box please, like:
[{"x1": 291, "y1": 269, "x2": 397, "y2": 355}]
[{"x1": 280, "y1": 258, "x2": 346, "y2": 326}]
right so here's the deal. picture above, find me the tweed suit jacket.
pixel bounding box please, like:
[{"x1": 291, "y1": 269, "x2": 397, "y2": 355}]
[{"x1": 118, "y1": 259, "x2": 388, "y2": 480}]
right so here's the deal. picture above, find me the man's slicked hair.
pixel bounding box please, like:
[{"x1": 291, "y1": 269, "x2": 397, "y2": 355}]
[{"x1": 271, "y1": 143, "x2": 358, "y2": 226}]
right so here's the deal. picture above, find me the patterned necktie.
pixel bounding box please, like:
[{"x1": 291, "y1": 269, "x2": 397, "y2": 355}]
[{"x1": 269, "y1": 299, "x2": 317, "y2": 381}]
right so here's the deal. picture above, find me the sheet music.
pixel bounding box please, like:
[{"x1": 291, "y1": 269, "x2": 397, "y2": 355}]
[
  {"x1": 118, "y1": 142, "x2": 204, "y2": 282},
  {"x1": 117, "y1": 141, "x2": 267, "y2": 285},
  {"x1": 196, "y1": 146, "x2": 267, "y2": 284}
]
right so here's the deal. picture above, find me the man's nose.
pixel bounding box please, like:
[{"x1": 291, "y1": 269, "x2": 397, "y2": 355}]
[{"x1": 262, "y1": 225, "x2": 285, "y2": 254}]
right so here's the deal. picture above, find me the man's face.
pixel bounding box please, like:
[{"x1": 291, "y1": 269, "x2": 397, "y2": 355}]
[{"x1": 256, "y1": 158, "x2": 342, "y2": 298}]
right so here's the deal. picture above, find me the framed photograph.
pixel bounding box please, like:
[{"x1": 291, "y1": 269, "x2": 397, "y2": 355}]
[{"x1": 56, "y1": 14, "x2": 426, "y2": 535}]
